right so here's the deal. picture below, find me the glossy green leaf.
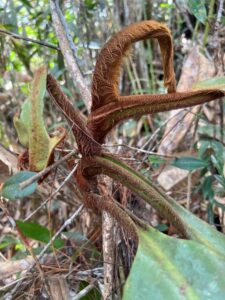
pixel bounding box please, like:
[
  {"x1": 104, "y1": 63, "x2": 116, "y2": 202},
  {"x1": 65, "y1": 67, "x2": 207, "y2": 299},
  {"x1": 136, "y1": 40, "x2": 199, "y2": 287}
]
[
  {"x1": 123, "y1": 228, "x2": 225, "y2": 300},
  {"x1": 171, "y1": 156, "x2": 207, "y2": 171},
  {"x1": 188, "y1": 0, "x2": 207, "y2": 24},
  {"x1": 193, "y1": 76, "x2": 225, "y2": 91},
  {"x1": 16, "y1": 220, "x2": 64, "y2": 249},
  {"x1": 1, "y1": 171, "x2": 37, "y2": 200}
]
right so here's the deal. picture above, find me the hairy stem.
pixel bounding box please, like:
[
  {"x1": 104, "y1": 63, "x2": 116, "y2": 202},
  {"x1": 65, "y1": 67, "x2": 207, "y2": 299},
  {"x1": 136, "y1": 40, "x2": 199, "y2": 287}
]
[
  {"x1": 82, "y1": 153, "x2": 225, "y2": 257},
  {"x1": 88, "y1": 89, "x2": 225, "y2": 143}
]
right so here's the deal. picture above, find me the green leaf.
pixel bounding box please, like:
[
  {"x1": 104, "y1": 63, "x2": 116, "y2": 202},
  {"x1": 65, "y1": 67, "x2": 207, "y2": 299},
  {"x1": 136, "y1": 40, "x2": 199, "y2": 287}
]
[
  {"x1": 193, "y1": 76, "x2": 225, "y2": 91},
  {"x1": 16, "y1": 220, "x2": 64, "y2": 249},
  {"x1": 201, "y1": 176, "x2": 214, "y2": 200},
  {"x1": 78, "y1": 281, "x2": 101, "y2": 300},
  {"x1": 13, "y1": 99, "x2": 31, "y2": 147},
  {"x1": 198, "y1": 139, "x2": 210, "y2": 158},
  {"x1": 14, "y1": 66, "x2": 65, "y2": 171},
  {"x1": 148, "y1": 155, "x2": 166, "y2": 168},
  {"x1": 214, "y1": 175, "x2": 225, "y2": 189},
  {"x1": 171, "y1": 156, "x2": 207, "y2": 171},
  {"x1": 188, "y1": 0, "x2": 207, "y2": 24},
  {"x1": 1, "y1": 171, "x2": 38, "y2": 200},
  {"x1": 123, "y1": 228, "x2": 225, "y2": 300},
  {"x1": 95, "y1": 155, "x2": 225, "y2": 257},
  {"x1": 0, "y1": 236, "x2": 17, "y2": 250}
]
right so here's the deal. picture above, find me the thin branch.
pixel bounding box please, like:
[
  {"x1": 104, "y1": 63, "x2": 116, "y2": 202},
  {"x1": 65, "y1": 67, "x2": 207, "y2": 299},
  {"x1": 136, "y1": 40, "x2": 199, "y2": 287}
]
[
  {"x1": 3, "y1": 205, "x2": 83, "y2": 300},
  {"x1": 0, "y1": 29, "x2": 60, "y2": 51},
  {"x1": 19, "y1": 150, "x2": 77, "y2": 189},
  {"x1": 72, "y1": 281, "x2": 96, "y2": 300},
  {"x1": 49, "y1": 0, "x2": 91, "y2": 111},
  {"x1": 103, "y1": 144, "x2": 178, "y2": 159},
  {"x1": 24, "y1": 163, "x2": 79, "y2": 221}
]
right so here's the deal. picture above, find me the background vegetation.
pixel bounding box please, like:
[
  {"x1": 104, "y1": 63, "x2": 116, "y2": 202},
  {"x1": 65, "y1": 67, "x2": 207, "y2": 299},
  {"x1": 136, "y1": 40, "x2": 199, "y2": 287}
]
[{"x1": 0, "y1": 0, "x2": 225, "y2": 299}]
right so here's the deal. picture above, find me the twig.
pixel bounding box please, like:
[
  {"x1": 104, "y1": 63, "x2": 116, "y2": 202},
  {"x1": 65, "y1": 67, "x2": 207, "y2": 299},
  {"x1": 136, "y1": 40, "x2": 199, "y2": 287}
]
[
  {"x1": 49, "y1": 0, "x2": 92, "y2": 111},
  {"x1": 215, "y1": 0, "x2": 224, "y2": 28},
  {"x1": 3, "y1": 205, "x2": 83, "y2": 300},
  {"x1": 0, "y1": 29, "x2": 60, "y2": 51},
  {"x1": 72, "y1": 281, "x2": 96, "y2": 300},
  {"x1": 103, "y1": 144, "x2": 178, "y2": 159},
  {"x1": 203, "y1": 0, "x2": 216, "y2": 47},
  {"x1": 37, "y1": 205, "x2": 83, "y2": 262},
  {"x1": 24, "y1": 163, "x2": 79, "y2": 221},
  {"x1": 19, "y1": 150, "x2": 77, "y2": 189},
  {"x1": 187, "y1": 172, "x2": 192, "y2": 210}
]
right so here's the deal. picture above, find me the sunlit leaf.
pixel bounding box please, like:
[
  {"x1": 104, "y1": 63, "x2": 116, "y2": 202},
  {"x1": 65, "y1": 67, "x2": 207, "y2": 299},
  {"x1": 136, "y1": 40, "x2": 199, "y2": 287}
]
[{"x1": 123, "y1": 228, "x2": 225, "y2": 300}]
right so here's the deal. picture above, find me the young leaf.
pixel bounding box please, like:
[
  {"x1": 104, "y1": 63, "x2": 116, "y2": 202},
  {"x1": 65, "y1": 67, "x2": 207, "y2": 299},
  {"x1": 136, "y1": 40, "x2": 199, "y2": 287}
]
[
  {"x1": 1, "y1": 171, "x2": 37, "y2": 200},
  {"x1": 123, "y1": 228, "x2": 225, "y2": 300},
  {"x1": 16, "y1": 220, "x2": 64, "y2": 249},
  {"x1": 171, "y1": 156, "x2": 207, "y2": 171}
]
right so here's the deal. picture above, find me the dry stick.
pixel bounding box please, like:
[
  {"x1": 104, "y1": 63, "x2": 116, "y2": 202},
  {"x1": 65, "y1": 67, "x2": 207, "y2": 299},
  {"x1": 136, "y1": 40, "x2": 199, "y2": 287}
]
[
  {"x1": 49, "y1": 0, "x2": 91, "y2": 111},
  {"x1": 19, "y1": 150, "x2": 76, "y2": 189},
  {"x1": 1, "y1": 206, "x2": 49, "y2": 298},
  {"x1": 3, "y1": 205, "x2": 83, "y2": 300},
  {"x1": 0, "y1": 29, "x2": 60, "y2": 51},
  {"x1": 48, "y1": 2, "x2": 115, "y2": 297},
  {"x1": 99, "y1": 177, "x2": 116, "y2": 300},
  {"x1": 103, "y1": 144, "x2": 178, "y2": 159},
  {"x1": 24, "y1": 163, "x2": 79, "y2": 221},
  {"x1": 72, "y1": 281, "x2": 96, "y2": 300}
]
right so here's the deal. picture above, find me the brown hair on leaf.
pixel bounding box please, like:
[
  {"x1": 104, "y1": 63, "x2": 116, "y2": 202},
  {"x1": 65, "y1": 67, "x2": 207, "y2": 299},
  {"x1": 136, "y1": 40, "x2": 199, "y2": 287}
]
[
  {"x1": 47, "y1": 74, "x2": 101, "y2": 156},
  {"x1": 91, "y1": 20, "x2": 176, "y2": 111}
]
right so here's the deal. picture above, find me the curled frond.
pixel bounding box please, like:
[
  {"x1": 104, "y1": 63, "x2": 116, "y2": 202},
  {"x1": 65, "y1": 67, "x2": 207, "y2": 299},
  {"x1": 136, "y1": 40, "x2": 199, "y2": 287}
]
[{"x1": 91, "y1": 20, "x2": 176, "y2": 111}]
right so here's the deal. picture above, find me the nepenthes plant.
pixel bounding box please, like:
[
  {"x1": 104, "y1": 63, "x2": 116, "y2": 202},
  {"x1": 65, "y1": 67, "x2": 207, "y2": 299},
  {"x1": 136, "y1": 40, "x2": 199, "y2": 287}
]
[{"x1": 2, "y1": 20, "x2": 225, "y2": 299}]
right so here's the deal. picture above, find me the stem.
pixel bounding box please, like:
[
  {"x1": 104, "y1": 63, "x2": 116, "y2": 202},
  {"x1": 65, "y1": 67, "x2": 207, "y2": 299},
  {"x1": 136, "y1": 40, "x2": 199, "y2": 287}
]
[
  {"x1": 88, "y1": 89, "x2": 225, "y2": 143},
  {"x1": 203, "y1": 0, "x2": 215, "y2": 48},
  {"x1": 84, "y1": 154, "x2": 189, "y2": 238},
  {"x1": 82, "y1": 153, "x2": 225, "y2": 257}
]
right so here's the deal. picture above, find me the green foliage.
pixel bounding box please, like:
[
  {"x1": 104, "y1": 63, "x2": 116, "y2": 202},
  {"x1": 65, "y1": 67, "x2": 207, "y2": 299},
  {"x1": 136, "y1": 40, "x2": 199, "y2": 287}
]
[
  {"x1": 188, "y1": 0, "x2": 207, "y2": 24},
  {"x1": 193, "y1": 76, "x2": 225, "y2": 91},
  {"x1": 0, "y1": 236, "x2": 17, "y2": 250},
  {"x1": 16, "y1": 220, "x2": 64, "y2": 249},
  {"x1": 123, "y1": 227, "x2": 225, "y2": 300},
  {"x1": 171, "y1": 156, "x2": 207, "y2": 171},
  {"x1": 14, "y1": 65, "x2": 64, "y2": 171},
  {"x1": 96, "y1": 154, "x2": 225, "y2": 257},
  {"x1": 78, "y1": 281, "x2": 101, "y2": 300},
  {"x1": 148, "y1": 155, "x2": 166, "y2": 168},
  {"x1": 1, "y1": 171, "x2": 37, "y2": 200}
]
